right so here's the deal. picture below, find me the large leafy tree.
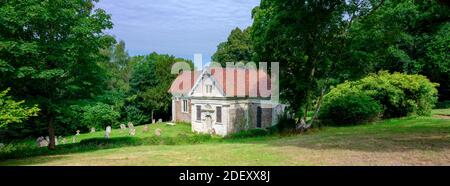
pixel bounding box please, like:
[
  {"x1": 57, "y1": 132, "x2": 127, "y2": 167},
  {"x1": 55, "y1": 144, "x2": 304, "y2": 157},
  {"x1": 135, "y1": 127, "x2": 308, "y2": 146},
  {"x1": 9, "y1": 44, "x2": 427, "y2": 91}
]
[
  {"x1": 130, "y1": 52, "x2": 193, "y2": 121},
  {"x1": 0, "y1": 0, "x2": 113, "y2": 149},
  {"x1": 212, "y1": 27, "x2": 254, "y2": 66},
  {"x1": 251, "y1": 0, "x2": 381, "y2": 127},
  {"x1": 348, "y1": 0, "x2": 450, "y2": 100}
]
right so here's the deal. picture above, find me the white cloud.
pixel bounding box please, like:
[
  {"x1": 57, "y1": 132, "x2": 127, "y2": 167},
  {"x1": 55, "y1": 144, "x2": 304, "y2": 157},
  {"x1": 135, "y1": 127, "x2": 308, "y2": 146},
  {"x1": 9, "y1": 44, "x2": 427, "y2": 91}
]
[{"x1": 96, "y1": 0, "x2": 260, "y2": 60}]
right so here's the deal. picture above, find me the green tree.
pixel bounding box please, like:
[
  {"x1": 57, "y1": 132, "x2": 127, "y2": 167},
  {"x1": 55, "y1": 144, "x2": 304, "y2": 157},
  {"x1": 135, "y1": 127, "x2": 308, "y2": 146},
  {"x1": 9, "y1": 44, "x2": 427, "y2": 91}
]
[
  {"x1": 130, "y1": 52, "x2": 193, "y2": 120},
  {"x1": 0, "y1": 88, "x2": 40, "y2": 128},
  {"x1": 212, "y1": 27, "x2": 254, "y2": 66},
  {"x1": 81, "y1": 102, "x2": 120, "y2": 129},
  {"x1": 348, "y1": 0, "x2": 450, "y2": 100},
  {"x1": 251, "y1": 0, "x2": 381, "y2": 128},
  {"x1": 0, "y1": 0, "x2": 113, "y2": 149}
]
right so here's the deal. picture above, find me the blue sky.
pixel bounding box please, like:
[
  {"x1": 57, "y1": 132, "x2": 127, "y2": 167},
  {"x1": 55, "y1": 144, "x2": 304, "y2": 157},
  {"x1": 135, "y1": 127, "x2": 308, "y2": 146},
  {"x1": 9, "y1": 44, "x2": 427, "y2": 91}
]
[{"x1": 95, "y1": 0, "x2": 260, "y2": 62}]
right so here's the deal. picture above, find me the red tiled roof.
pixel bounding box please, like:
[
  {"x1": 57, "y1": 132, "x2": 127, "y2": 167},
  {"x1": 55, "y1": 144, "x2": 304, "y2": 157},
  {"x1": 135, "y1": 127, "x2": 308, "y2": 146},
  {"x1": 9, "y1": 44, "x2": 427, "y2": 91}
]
[
  {"x1": 169, "y1": 67, "x2": 272, "y2": 98},
  {"x1": 168, "y1": 70, "x2": 201, "y2": 95}
]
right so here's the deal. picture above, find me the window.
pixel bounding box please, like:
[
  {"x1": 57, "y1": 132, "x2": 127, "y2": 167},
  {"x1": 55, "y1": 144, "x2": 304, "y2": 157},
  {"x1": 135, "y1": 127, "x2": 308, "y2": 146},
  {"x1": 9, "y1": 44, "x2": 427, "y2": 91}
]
[
  {"x1": 182, "y1": 100, "x2": 188, "y2": 113},
  {"x1": 196, "y1": 105, "x2": 201, "y2": 121},
  {"x1": 256, "y1": 106, "x2": 262, "y2": 128},
  {"x1": 206, "y1": 85, "x2": 212, "y2": 93},
  {"x1": 216, "y1": 106, "x2": 222, "y2": 123}
]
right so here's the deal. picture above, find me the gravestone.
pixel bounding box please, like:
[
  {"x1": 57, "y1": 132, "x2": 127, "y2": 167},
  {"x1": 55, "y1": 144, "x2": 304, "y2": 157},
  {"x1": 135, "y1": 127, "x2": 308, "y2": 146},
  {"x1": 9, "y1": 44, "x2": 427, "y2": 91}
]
[
  {"x1": 45, "y1": 136, "x2": 49, "y2": 142},
  {"x1": 158, "y1": 119, "x2": 162, "y2": 123},
  {"x1": 54, "y1": 137, "x2": 58, "y2": 146},
  {"x1": 120, "y1": 124, "x2": 126, "y2": 133},
  {"x1": 105, "y1": 126, "x2": 112, "y2": 139},
  {"x1": 90, "y1": 127, "x2": 96, "y2": 133},
  {"x1": 62, "y1": 138, "x2": 67, "y2": 144},
  {"x1": 76, "y1": 130, "x2": 80, "y2": 135},
  {"x1": 127, "y1": 122, "x2": 134, "y2": 129},
  {"x1": 36, "y1": 136, "x2": 48, "y2": 147},
  {"x1": 143, "y1": 124, "x2": 149, "y2": 132},
  {"x1": 129, "y1": 128, "x2": 136, "y2": 136},
  {"x1": 155, "y1": 128, "x2": 162, "y2": 137},
  {"x1": 72, "y1": 136, "x2": 76, "y2": 143},
  {"x1": 152, "y1": 119, "x2": 155, "y2": 124},
  {"x1": 36, "y1": 137, "x2": 43, "y2": 147}
]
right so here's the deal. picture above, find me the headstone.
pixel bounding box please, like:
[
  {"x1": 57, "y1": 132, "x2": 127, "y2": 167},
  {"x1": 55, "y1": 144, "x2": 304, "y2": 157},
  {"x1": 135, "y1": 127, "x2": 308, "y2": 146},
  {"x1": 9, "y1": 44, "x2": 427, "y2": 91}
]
[
  {"x1": 105, "y1": 126, "x2": 112, "y2": 139},
  {"x1": 76, "y1": 130, "x2": 80, "y2": 135},
  {"x1": 72, "y1": 136, "x2": 76, "y2": 143},
  {"x1": 158, "y1": 119, "x2": 162, "y2": 123},
  {"x1": 155, "y1": 128, "x2": 162, "y2": 137},
  {"x1": 54, "y1": 136, "x2": 58, "y2": 146},
  {"x1": 166, "y1": 122, "x2": 176, "y2": 126},
  {"x1": 127, "y1": 122, "x2": 134, "y2": 129},
  {"x1": 45, "y1": 136, "x2": 49, "y2": 142},
  {"x1": 152, "y1": 119, "x2": 156, "y2": 124},
  {"x1": 36, "y1": 136, "x2": 48, "y2": 147},
  {"x1": 90, "y1": 127, "x2": 96, "y2": 133},
  {"x1": 62, "y1": 138, "x2": 67, "y2": 144},
  {"x1": 129, "y1": 128, "x2": 136, "y2": 136},
  {"x1": 120, "y1": 124, "x2": 126, "y2": 130},
  {"x1": 143, "y1": 124, "x2": 149, "y2": 132}
]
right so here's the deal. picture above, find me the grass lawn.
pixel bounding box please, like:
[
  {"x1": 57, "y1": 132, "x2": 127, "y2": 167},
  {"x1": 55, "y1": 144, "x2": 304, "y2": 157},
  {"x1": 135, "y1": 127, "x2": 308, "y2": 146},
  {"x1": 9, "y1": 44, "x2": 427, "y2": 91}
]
[{"x1": 0, "y1": 110, "x2": 449, "y2": 166}]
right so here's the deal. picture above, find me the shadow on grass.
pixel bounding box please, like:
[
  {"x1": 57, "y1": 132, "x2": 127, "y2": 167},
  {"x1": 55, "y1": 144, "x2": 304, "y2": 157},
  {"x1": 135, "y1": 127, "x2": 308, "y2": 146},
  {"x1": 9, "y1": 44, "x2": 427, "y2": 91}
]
[
  {"x1": 0, "y1": 134, "x2": 215, "y2": 162},
  {"x1": 1, "y1": 117, "x2": 449, "y2": 163},
  {"x1": 268, "y1": 119, "x2": 450, "y2": 152}
]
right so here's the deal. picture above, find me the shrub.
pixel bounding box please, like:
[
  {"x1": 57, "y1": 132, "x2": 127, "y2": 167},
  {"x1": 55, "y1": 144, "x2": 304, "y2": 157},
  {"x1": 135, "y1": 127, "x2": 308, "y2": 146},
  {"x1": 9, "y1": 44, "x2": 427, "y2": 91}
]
[
  {"x1": 319, "y1": 92, "x2": 382, "y2": 125},
  {"x1": 227, "y1": 129, "x2": 270, "y2": 139},
  {"x1": 320, "y1": 71, "x2": 439, "y2": 125},
  {"x1": 81, "y1": 103, "x2": 120, "y2": 129},
  {"x1": 273, "y1": 112, "x2": 297, "y2": 132},
  {"x1": 123, "y1": 105, "x2": 149, "y2": 125},
  {"x1": 358, "y1": 71, "x2": 438, "y2": 117}
]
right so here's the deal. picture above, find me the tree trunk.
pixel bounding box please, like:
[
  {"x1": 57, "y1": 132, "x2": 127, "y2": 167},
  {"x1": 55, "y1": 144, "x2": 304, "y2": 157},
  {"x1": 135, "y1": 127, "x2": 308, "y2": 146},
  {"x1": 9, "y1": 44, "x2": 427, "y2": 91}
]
[
  {"x1": 151, "y1": 110, "x2": 154, "y2": 122},
  {"x1": 307, "y1": 87, "x2": 326, "y2": 127},
  {"x1": 47, "y1": 115, "x2": 56, "y2": 150},
  {"x1": 303, "y1": 65, "x2": 316, "y2": 121}
]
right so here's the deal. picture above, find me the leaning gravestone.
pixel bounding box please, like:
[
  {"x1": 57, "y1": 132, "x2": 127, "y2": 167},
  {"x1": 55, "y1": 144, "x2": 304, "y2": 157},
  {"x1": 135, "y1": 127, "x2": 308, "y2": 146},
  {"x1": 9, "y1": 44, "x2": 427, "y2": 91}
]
[
  {"x1": 120, "y1": 124, "x2": 126, "y2": 133},
  {"x1": 155, "y1": 128, "x2": 162, "y2": 137},
  {"x1": 105, "y1": 126, "x2": 112, "y2": 139},
  {"x1": 90, "y1": 127, "x2": 96, "y2": 133},
  {"x1": 129, "y1": 128, "x2": 136, "y2": 136},
  {"x1": 143, "y1": 124, "x2": 149, "y2": 132},
  {"x1": 127, "y1": 122, "x2": 134, "y2": 129}
]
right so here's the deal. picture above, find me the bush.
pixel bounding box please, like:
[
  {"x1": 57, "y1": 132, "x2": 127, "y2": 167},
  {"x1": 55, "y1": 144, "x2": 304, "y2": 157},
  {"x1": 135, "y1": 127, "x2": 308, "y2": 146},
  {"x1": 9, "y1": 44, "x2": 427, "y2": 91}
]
[
  {"x1": 273, "y1": 112, "x2": 297, "y2": 132},
  {"x1": 123, "y1": 105, "x2": 149, "y2": 125},
  {"x1": 320, "y1": 71, "x2": 439, "y2": 125},
  {"x1": 319, "y1": 92, "x2": 382, "y2": 125},
  {"x1": 227, "y1": 129, "x2": 270, "y2": 139},
  {"x1": 81, "y1": 103, "x2": 120, "y2": 129},
  {"x1": 359, "y1": 71, "x2": 438, "y2": 117}
]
